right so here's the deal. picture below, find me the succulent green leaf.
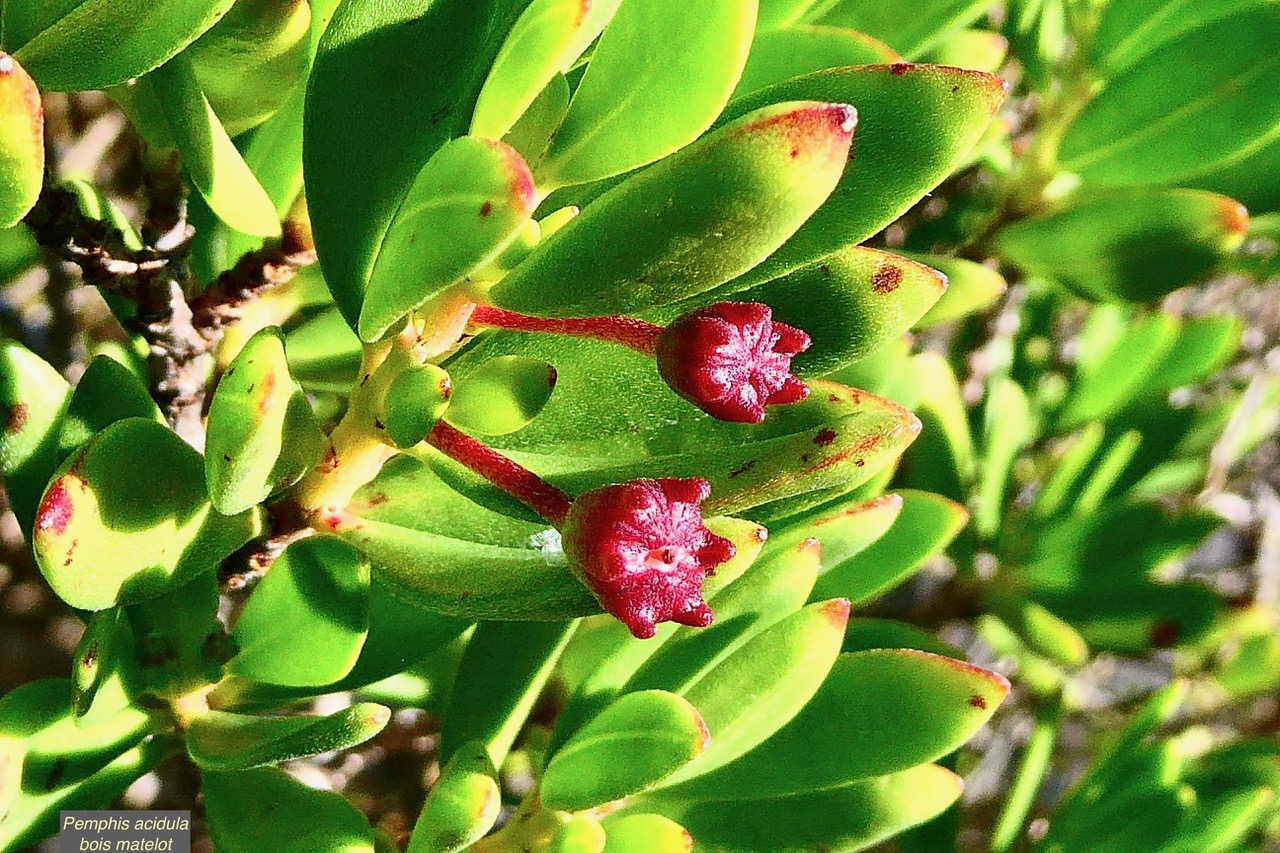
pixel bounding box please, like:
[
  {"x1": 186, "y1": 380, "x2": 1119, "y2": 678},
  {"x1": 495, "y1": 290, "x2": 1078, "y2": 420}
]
[
  {"x1": 642, "y1": 763, "x2": 964, "y2": 853},
  {"x1": 908, "y1": 253, "x2": 1007, "y2": 326},
  {"x1": 0, "y1": 54, "x2": 43, "y2": 229},
  {"x1": 973, "y1": 376, "x2": 1033, "y2": 538},
  {"x1": 304, "y1": 0, "x2": 528, "y2": 327},
  {"x1": 811, "y1": 490, "x2": 967, "y2": 605},
  {"x1": 1135, "y1": 314, "x2": 1242, "y2": 397},
  {"x1": 1003, "y1": 600, "x2": 1090, "y2": 668},
  {"x1": 806, "y1": 0, "x2": 994, "y2": 57},
  {"x1": 921, "y1": 28, "x2": 1009, "y2": 72},
  {"x1": 0, "y1": 340, "x2": 70, "y2": 538},
  {"x1": 8, "y1": 0, "x2": 234, "y2": 91},
  {"x1": 600, "y1": 813, "x2": 692, "y2": 853},
  {"x1": 382, "y1": 363, "x2": 453, "y2": 448},
  {"x1": 551, "y1": 817, "x2": 608, "y2": 853},
  {"x1": 770, "y1": 492, "x2": 904, "y2": 572},
  {"x1": 149, "y1": 53, "x2": 281, "y2": 237},
  {"x1": 56, "y1": 355, "x2": 162, "y2": 466},
  {"x1": 757, "y1": 0, "x2": 820, "y2": 30},
  {"x1": 71, "y1": 607, "x2": 136, "y2": 719},
  {"x1": 900, "y1": 352, "x2": 974, "y2": 500},
  {"x1": 444, "y1": 355, "x2": 556, "y2": 436},
  {"x1": 203, "y1": 766, "x2": 375, "y2": 853},
  {"x1": 359, "y1": 137, "x2": 537, "y2": 341},
  {"x1": 1090, "y1": 0, "x2": 1265, "y2": 74},
  {"x1": 543, "y1": 690, "x2": 709, "y2": 811},
  {"x1": 1059, "y1": 308, "x2": 1179, "y2": 428},
  {"x1": 229, "y1": 536, "x2": 370, "y2": 687},
  {"x1": 495, "y1": 100, "x2": 857, "y2": 317},
  {"x1": 471, "y1": 0, "x2": 605, "y2": 140},
  {"x1": 442, "y1": 620, "x2": 576, "y2": 766},
  {"x1": 285, "y1": 304, "x2": 362, "y2": 392},
  {"x1": 206, "y1": 327, "x2": 323, "y2": 515},
  {"x1": 187, "y1": 703, "x2": 390, "y2": 770},
  {"x1": 502, "y1": 72, "x2": 572, "y2": 164},
  {"x1": 656, "y1": 598, "x2": 849, "y2": 788},
  {"x1": 406, "y1": 741, "x2": 500, "y2": 853},
  {"x1": 842, "y1": 617, "x2": 961, "y2": 656},
  {"x1": 33, "y1": 418, "x2": 260, "y2": 611},
  {"x1": 1062, "y1": 7, "x2": 1280, "y2": 188},
  {"x1": 733, "y1": 25, "x2": 899, "y2": 97},
  {"x1": 535, "y1": 0, "x2": 756, "y2": 187},
  {"x1": 662, "y1": 650, "x2": 1007, "y2": 799},
  {"x1": 719, "y1": 64, "x2": 1006, "y2": 286},
  {"x1": 1159, "y1": 787, "x2": 1277, "y2": 853}
]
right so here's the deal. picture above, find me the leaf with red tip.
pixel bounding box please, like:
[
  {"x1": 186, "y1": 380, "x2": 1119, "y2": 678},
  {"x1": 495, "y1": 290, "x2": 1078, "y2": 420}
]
[
  {"x1": 359, "y1": 137, "x2": 536, "y2": 341},
  {"x1": 0, "y1": 54, "x2": 43, "y2": 228},
  {"x1": 600, "y1": 814, "x2": 692, "y2": 853},
  {"x1": 406, "y1": 741, "x2": 500, "y2": 853},
  {"x1": 0, "y1": 340, "x2": 70, "y2": 539},
  {"x1": 907, "y1": 252, "x2": 1007, "y2": 326},
  {"x1": 542, "y1": 690, "x2": 710, "y2": 811},
  {"x1": 658, "y1": 650, "x2": 1008, "y2": 800},
  {"x1": 768, "y1": 492, "x2": 904, "y2": 571},
  {"x1": 492, "y1": 100, "x2": 857, "y2": 317},
  {"x1": 734, "y1": 25, "x2": 899, "y2": 97}
]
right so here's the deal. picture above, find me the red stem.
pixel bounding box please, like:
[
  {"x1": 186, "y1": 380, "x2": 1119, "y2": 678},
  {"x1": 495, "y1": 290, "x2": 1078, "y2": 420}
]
[
  {"x1": 470, "y1": 305, "x2": 662, "y2": 355},
  {"x1": 426, "y1": 421, "x2": 573, "y2": 526}
]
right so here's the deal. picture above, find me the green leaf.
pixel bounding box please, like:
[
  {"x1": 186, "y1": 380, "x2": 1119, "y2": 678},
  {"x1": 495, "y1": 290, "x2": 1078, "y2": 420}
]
[
  {"x1": 900, "y1": 352, "x2": 974, "y2": 500},
  {"x1": 471, "y1": 0, "x2": 609, "y2": 140},
  {"x1": 996, "y1": 191, "x2": 1248, "y2": 302},
  {"x1": 757, "y1": 0, "x2": 820, "y2": 30},
  {"x1": 719, "y1": 64, "x2": 1006, "y2": 286},
  {"x1": 188, "y1": 703, "x2": 389, "y2": 770},
  {"x1": 1002, "y1": 600, "x2": 1089, "y2": 668},
  {"x1": 769, "y1": 492, "x2": 903, "y2": 575},
  {"x1": 734, "y1": 25, "x2": 898, "y2": 97},
  {"x1": 406, "y1": 741, "x2": 500, "y2": 853},
  {"x1": 543, "y1": 690, "x2": 709, "y2": 811},
  {"x1": 442, "y1": 621, "x2": 576, "y2": 766},
  {"x1": 0, "y1": 340, "x2": 70, "y2": 538},
  {"x1": 33, "y1": 418, "x2": 260, "y2": 610},
  {"x1": 502, "y1": 72, "x2": 572, "y2": 164},
  {"x1": 206, "y1": 327, "x2": 323, "y2": 515},
  {"x1": 304, "y1": 0, "x2": 528, "y2": 327},
  {"x1": 56, "y1": 355, "x2": 162, "y2": 466},
  {"x1": 71, "y1": 607, "x2": 136, "y2": 718},
  {"x1": 229, "y1": 536, "x2": 370, "y2": 688},
  {"x1": 149, "y1": 53, "x2": 282, "y2": 237},
  {"x1": 383, "y1": 363, "x2": 453, "y2": 448},
  {"x1": 657, "y1": 598, "x2": 849, "y2": 788},
  {"x1": 641, "y1": 764, "x2": 964, "y2": 853},
  {"x1": 1061, "y1": 7, "x2": 1280, "y2": 187},
  {"x1": 535, "y1": 0, "x2": 756, "y2": 187},
  {"x1": 203, "y1": 766, "x2": 375, "y2": 853},
  {"x1": 921, "y1": 28, "x2": 1009, "y2": 73},
  {"x1": 811, "y1": 490, "x2": 968, "y2": 605},
  {"x1": 973, "y1": 377, "x2": 1033, "y2": 538},
  {"x1": 1091, "y1": 0, "x2": 1274, "y2": 75},
  {"x1": 359, "y1": 137, "x2": 537, "y2": 341},
  {"x1": 0, "y1": 55, "x2": 43, "y2": 229},
  {"x1": 552, "y1": 817, "x2": 608, "y2": 853},
  {"x1": 807, "y1": 0, "x2": 995, "y2": 57},
  {"x1": 1134, "y1": 314, "x2": 1241, "y2": 397},
  {"x1": 444, "y1": 355, "x2": 557, "y2": 436},
  {"x1": 661, "y1": 650, "x2": 1007, "y2": 799},
  {"x1": 842, "y1": 617, "x2": 961, "y2": 656},
  {"x1": 284, "y1": 304, "x2": 362, "y2": 392},
  {"x1": 494, "y1": 100, "x2": 857, "y2": 317},
  {"x1": 601, "y1": 814, "x2": 691, "y2": 853},
  {"x1": 8, "y1": 0, "x2": 234, "y2": 91},
  {"x1": 1059, "y1": 308, "x2": 1179, "y2": 428},
  {"x1": 907, "y1": 252, "x2": 1007, "y2": 326}
]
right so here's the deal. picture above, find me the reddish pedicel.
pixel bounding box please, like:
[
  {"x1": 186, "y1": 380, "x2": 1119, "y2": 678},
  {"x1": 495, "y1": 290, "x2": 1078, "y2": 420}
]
[
  {"x1": 561, "y1": 478, "x2": 735, "y2": 639},
  {"x1": 656, "y1": 302, "x2": 811, "y2": 423}
]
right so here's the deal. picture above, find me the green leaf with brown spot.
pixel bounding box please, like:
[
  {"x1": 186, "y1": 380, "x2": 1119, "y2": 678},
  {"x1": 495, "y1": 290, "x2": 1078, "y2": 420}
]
[
  {"x1": 733, "y1": 25, "x2": 898, "y2": 97},
  {"x1": 359, "y1": 137, "x2": 537, "y2": 342},
  {"x1": 494, "y1": 100, "x2": 857, "y2": 317},
  {"x1": 406, "y1": 741, "x2": 500, "y2": 853},
  {"x1": 205, "y1": 327, "x2": 323, "y2": 515},
  {"x1": 187, "y1": 703, "x2": 390, "y2": 770},
  {"x1": 33, "y1": 418, "x2": 261, "y2": 610},
  {"x1": 0, "y1": 340, "x2": 70, "y2": 538},
  {"x1": 542, "y1": 690, "x2": 709, "y2": 811},
  {"x1": 0, "y1": 54, "x2": 43, "y2": 228}
]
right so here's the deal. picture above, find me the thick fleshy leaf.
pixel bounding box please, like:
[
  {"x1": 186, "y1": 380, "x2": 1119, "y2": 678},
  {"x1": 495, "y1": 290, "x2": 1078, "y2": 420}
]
[
  {"x1": 443, "y1": 355, "x2": 557, "y2": 435},
  {"x1": 899, "y1": 352, "x2": 973, "y2": 500},
  {"x1": 71, "y1": 607, "x2": 136, "y2": 719},
  {"x1": 502, "y1": 72, "x2": 572, "y2": 164},
  {"x1": 494, "y1": 100, "x2": 857, "y2": 317},
  {"x1": 383, "y1": 363, "x2": 453, "y2": 448},
  {"x1": 995, "y1": 189, "x2": 1248, "y2": 303},
  {"x1": 769, "y1": 492, "x2": 903, "y2": 571},
  {"x1": 973, "y1": 376, "x2": 1033, "y2": 538},
  {"x1": 535, "y1": 0, "x2": 756, "y2": 187},
  {"x1": 56, "y1": 355, "x2": 162, "y2": 466},
  {"x1": 33, "y1": 418, "x2": 260, "y2": 610},
  {"x1": 656, "y1": 598, "x2": 849, "y2": 787},
  {"x1": 811, "y1": 490, "x2": 968, "y2": 605},
  {"x1": 0, "y1": 340, "x2": 70, "y2": 537},
  {"x1": 285, "y1": 305, "x2": 362, "y2": 392},
  {"x1": 1133, "y1": 314, "x2": 1241, "y2": 398},
  {"x1": 842, "y1": 617, "x2": 961, "y2": 656},
  {"x1": 8, "y1": 0, "x2": 234, "y2": 91},
  {"x1": 543, "y1": 690, "x2": 709, "y2": 811},
  {"x1": 188, "y1": 703, "x2": 389, "y2": 770},
  {"x1": 124, "y1": 572, "x2": 225, "y2": 700},
  {"x1": 1062, "y1": 7, "x2": 1280, "y2": 187},
  {"x1": 733, "y1": 25, "x2": 899, "y2": 97},
  {"x1": 1058, "y1": 308, "x2": 1179, "y2": 428},
  {"x1": 600, "y1": 814, "x2": 692, "y2": 853},
  {"x1": 807, "y1": 0, "x2": 994, "y2": 57},
  {"x1": 661, "y1": 650, "x2": 1007, "y2": 800},
  {"x1": 0, "y1": 54, "x2": 43, "y2": 228},
  {"x1": 718, "y1": 64, "x2": 1006, "y2": 286},
  {"x1": 552, "y1": 817, "x2": 608, "y2": 853},
  {"x1": 203, "y1": 767, "x2": 375, "y2": 853},
  {"x1": 406, "y1": 741, "x2": 500, "y2": 853},
  {"x1": 206, "y1": 327, "x2": 323, "y2": 515},
  {"x1": 442, "y1": 621, "x2": 576, "y2": 766},
  {"x1": 922, "y1": 28, "x2": 1009, "y2": 72},
  {"x1": 1090, "y1": 0, "x2": 1262, "y2": 74},
  {"x1": 150, "y1": 54, "x2": 281, "y2": 237},
  {"x1": 359, "y1": 138, "x2": 536, "y2": 341},
  {"x1": 908, "y1": 253, "x2": 1006, "y2": 326},
  {"x1": 642, "y1": 764, "x2": 963, "y2": 852},
  {"x1": 304, "y1": 0, "x2": 529, "y2": 326},
  {"x1": 230, "y1": 536, "x2": 371, "y2": 687}
]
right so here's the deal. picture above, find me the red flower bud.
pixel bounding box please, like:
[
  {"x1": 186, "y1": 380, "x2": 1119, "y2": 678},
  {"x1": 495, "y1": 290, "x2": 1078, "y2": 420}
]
[
  {"x1": 656, "y1": 302, "x2": 811, "y2": 424},
  {"x1": 561, "y1": 478, "x2": 735, "y2": 639}
]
